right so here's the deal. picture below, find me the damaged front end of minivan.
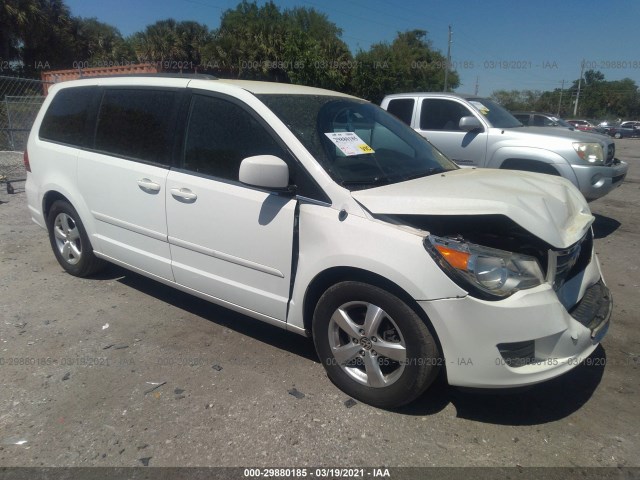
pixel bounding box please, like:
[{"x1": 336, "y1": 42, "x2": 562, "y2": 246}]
[{"x1": 352, "y1": 168, "x2": 611, "y2": 388}]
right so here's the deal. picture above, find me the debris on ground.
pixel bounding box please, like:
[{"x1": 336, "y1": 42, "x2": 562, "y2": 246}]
[
  {"x1": 288, "y1": 388, "x2": 305, "y2": 399},
  {"x1": 143, "y1": 381, "x2": 166, "y2": 395},
  {"x1": 344, "y1": 398, "x2": 357, "y2": 408}
]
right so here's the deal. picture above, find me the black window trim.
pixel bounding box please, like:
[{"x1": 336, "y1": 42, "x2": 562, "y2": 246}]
[{"x1": 176, "y1": 88, "x2": 331, "y2": 204}]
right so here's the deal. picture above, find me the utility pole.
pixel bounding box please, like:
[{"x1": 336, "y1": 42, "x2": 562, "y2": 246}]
[
  {"x1": 474, "y1": 76, "x2": 479, "y2": 95},
  {"x1": 557, "y1": 79, "x2": 564, "y2": 116},
  {"x1": 573, "y1": 60, "x2": 585, "y2": 117},
  {"x1": 443, "y1": 25, "x2": 452, "y2": 92}
]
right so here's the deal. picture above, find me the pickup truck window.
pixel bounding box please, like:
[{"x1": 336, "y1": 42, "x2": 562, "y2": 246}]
[
  {"x1": 386, "y1": 98, "x2": 414, "y2": 125},
  {"x1": 420, "y1": 99, "x2": 473, "y2": 131},
  {"x1": 466, "y1": 98, "x2": 522, "y2": 128}
]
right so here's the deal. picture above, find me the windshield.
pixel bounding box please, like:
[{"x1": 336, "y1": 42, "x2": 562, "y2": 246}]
[
  {"x1": 258, "y1": 95, "x2": 458, "y2": 190},
  {"x1": 555, "y1": 117, "x2": 574, "y2": 128},
  {"x1": 467, "y1": 98, "x2": 523, "y2": 128}
]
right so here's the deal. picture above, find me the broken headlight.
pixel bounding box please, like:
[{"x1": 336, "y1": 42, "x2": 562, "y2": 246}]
[{"x1": 426, "y1": 235, "x2": 545, "y2": 299}]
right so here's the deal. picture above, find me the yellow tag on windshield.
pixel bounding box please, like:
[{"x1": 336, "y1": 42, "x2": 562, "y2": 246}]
[{"x1": 325, "y1": 132, "x2": 375, "y2": 156}]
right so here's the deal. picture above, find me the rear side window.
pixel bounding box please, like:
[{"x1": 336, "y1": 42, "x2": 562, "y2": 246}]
[
  {"x1": 94, "y1": 89, "x2": 177, "y2": 165},
  {"x1": 183, "y1": 95, "x2": 285, "y2": 181},
  {"x1": 39, "y1": 87, "x2": 96, "y2": 146},
  {"x1": 386, "y1": 99, "x2": 414, "y2": 125}
]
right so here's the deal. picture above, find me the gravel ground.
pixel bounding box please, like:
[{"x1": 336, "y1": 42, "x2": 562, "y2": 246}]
[{"x1": 0, "y1": 140, "x2": 638, "y2": 469}]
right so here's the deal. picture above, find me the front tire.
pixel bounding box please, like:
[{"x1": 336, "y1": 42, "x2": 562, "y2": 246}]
[
  {"x1": 312, "y1": 281, "x2": 441, "y2": 408},
  {"x1": 47, "y1": 200, "x2": 106, "y2": 277},
  {"x1": 614, "y1": 132, "x2": 622, "y2": 139}
]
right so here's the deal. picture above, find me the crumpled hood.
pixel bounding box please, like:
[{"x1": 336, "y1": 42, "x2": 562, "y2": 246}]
[{"x1": 351, "y1": 169, "x2": 594, "y2": 248}]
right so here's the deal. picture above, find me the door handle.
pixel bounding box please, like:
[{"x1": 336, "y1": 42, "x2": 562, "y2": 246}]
[
  {"x1": 137, "y1": 178, "x2": 161, "y2": 193},
  {"x1": 170, "y1": 187, "x2": 198, "y2": 202}
]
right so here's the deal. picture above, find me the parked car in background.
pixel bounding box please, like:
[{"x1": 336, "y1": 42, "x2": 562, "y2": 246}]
[
  {"x1": 619, "y1": 121, "x2": 640, "y2": 129},
  {"x1": 567, "y1": 119, "x2": 598, "y2": 132},
  {"x1": 608, "y1": 123, "x2": 640, "y2": 138},
  {"x1": 381, "y1": 92, "x2": 627, "y2": 201},
  {"x1": 511, "y1": 111, "x2": 575, "y2": 129},
  {"x1": 598, "y1": 121, "x2": 618, "y2": 135},
  {"x1": 26, "y1": 76, "x2": 615, "y2": 408}
]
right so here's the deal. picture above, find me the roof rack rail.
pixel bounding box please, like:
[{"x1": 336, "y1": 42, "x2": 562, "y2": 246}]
[{"x1": 80, "y1": 73, "x2": 218, "y2": 80}]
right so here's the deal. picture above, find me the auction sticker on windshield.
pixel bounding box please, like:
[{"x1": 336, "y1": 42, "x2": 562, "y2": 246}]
[
  {"x1": 325, "y1": 132, "x2": 375, "y2": 156},
  {"x1": 469, "y1": 101, "x2": 490, "y2": 115}
]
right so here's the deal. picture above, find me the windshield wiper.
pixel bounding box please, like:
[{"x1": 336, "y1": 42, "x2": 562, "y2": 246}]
[
  {"x1": 341, "y1": 176, "x2": 390, "y2": 188},
  {"x1": 401, "y1": 168, "x2": 445, "y2": 181}
]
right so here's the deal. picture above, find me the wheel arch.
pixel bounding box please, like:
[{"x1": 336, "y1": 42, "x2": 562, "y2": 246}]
[
  {"x1": 499, "y1": 158, "x2": 561, "y2": 176},
  {"x1": 42, "y1": 190, "x2": 72, "y2": 224},
  {"x1": 302, "y1": 266, "x2": 444, "y2": 357}
]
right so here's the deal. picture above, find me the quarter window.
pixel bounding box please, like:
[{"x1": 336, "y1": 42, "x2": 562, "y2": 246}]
[
  {"x1": 39, "y1": 87, "x2": 97, "y2": 146},
  {"x1": 184, "y1": 95, "x2": 285, "y2": 181},
  {"x1": 94, "y1": 89, "x2": 177, "y2": 165}
]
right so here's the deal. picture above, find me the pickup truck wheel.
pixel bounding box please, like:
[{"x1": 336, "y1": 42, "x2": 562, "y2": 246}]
[
  {"x1": 312, "y1": 281, "x2": 440, "y2": 408},
  {"x1": 47, "y1": 200, "x2": 106, "y2": 277}
]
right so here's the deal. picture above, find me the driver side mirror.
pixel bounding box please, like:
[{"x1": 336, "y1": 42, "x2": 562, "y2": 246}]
[
  {"x1": 459, "y1": 116, "x2": 483, "y2": 132},
  {"x1": 239, "y1": 155, "x2": 291, "y2": 191}
]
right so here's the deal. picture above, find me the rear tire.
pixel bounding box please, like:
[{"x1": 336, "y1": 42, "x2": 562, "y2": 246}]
[
  {"x1": 47, "y1": 200, "x2": 106, "y2": 277},
  {"x1": 312, "y1": 281, "x2": 441, "y2": 408}
]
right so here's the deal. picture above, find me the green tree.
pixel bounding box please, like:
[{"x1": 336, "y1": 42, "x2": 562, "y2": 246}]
[
  {"x1": 351, "y1": 30, "x2": 459, "y2": 104},
  {"x1": 0, "y1": 0, "x2": 41, "y2": 64},
  {"x1": 490, "y1": 71, "x2": 640, "y2": 120},
  {"x1": 489, "y1": 89, "x2": 547, "y2": 111},
  {"x1": 568, "y1": 70, "x2": 639, "y2": 119},
  {"x1": 71, "y1": 17, "x2": 135, "y2": 65},
  {"x1": 212, "y1": 1, "x2": 288, "y2": 80},
  {"x1": 130, "y1": 19, "x2": 211, "y2": 69},
  {"x1": 131, "y1": 19, "x2": 183, "y2": 65},
  {"x1": 175, "y1": 21, "x2": 211, "y2": 66},
  {"x1": 208, "y1": 1, "x2": 352, "y2": 87},
  {"x1": 282, "y1": 7, "x2": 352, "y2": 90},
  {"x1": 2, "y1": 0, "x2": 77, "y2": 74}
]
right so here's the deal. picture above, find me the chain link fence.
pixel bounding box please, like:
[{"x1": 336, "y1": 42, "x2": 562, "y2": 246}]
[{"x1": 0, "y1": 76, "x2": 51, "y2": 197}]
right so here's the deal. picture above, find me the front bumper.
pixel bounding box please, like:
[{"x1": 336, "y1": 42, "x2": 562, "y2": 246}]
[
  {"x1": 419, "y1": 250, "x2": 611, "y2": 388},
  {"x1": 571, "y1": 159, "x2": 628, "y2": 201}
]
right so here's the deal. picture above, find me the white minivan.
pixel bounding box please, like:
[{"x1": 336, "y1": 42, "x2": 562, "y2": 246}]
[{"x1": 25, "y1": 75, "x2": 611, "y2": 407}]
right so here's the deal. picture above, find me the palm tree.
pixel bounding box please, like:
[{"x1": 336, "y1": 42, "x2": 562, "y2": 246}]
[
  {"x1": 0, "y1": 0, "x2": 43, "y2": 64},
  {"x1": 132, "y1": 19, "x2": 189, "y2": 67}
]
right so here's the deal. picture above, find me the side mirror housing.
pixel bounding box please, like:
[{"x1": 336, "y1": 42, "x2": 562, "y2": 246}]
[
  {"x1": 239, "y1": 155, "x2": 290, "y2": 190},
  {"x1": 459, "y1": 116, "x2": 483, "y2": 132}
]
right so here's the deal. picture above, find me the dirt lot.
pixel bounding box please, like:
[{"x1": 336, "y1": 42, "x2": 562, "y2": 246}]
[{"x1": 0, "y1": 141, "x2": 639, "y2": 469}]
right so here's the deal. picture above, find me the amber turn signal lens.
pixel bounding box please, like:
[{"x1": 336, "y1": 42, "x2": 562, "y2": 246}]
[{"x1": 435, "y1": 245, "x2": 470, "y2": 270}]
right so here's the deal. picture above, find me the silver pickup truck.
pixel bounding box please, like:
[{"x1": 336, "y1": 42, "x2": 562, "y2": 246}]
[{"x1": 381, "y1": 93, "x2": 628, "y2": 201}]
